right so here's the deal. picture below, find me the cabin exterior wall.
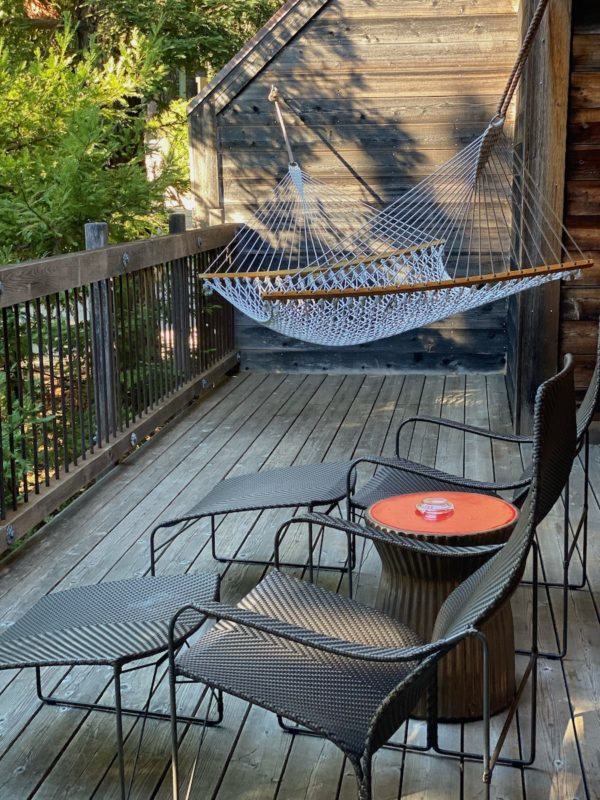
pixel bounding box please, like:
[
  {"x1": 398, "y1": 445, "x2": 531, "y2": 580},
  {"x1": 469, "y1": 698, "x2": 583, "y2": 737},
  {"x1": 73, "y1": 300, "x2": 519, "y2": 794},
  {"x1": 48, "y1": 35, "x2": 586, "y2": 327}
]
[
  {"x1": 560, "y1": 0, "x2": 600, "y2": 401},
  {"x1": 190, "y1": 0, "x2": 521, "y2": 373},
  {"x1": 506, "y1": 0, "x2": 598, "y2": 430}
]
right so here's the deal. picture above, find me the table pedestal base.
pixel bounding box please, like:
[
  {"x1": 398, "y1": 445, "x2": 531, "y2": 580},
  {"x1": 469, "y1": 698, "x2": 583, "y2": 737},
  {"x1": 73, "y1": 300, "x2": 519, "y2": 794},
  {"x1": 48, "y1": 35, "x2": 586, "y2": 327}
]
[{"x1": 376, "y1": 551, "x2": 516, "y2": 721}]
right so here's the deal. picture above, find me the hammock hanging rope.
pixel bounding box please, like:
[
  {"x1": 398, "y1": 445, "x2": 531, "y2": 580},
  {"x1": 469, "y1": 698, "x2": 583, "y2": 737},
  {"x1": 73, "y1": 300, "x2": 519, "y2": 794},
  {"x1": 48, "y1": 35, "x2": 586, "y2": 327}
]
[{"x1": 201, "y1": 0, "x2": 593, "y2": 347}]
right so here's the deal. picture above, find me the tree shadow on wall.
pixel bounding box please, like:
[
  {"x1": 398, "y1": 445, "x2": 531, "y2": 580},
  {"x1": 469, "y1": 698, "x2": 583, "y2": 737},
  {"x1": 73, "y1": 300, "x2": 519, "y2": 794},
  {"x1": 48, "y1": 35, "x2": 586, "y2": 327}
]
[{"x1": 217, "y1": 0, "x2": 515, "y2": 371}]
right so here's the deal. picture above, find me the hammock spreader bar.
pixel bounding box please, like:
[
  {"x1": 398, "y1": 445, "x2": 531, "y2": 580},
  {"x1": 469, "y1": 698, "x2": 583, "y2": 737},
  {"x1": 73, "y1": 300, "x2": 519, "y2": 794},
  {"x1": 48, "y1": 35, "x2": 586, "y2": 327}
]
[
  {"x1": 262, "y1": 259, "x2": 593, "y2": 301},
  {"x1": 198, "y1": 239, "x2": 445, "y2": 280}
]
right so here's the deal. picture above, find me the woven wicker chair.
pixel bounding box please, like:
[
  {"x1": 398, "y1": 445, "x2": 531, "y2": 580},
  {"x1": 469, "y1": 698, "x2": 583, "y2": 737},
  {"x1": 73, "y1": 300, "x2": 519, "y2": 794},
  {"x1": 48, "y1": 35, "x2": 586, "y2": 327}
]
[
  {"x1": 150, "y1": 327, "x2": 597, "y2": 626},
  {"x1": 535, "y1": 320, "x2": 600, "y2": 655},
  {"x1": 150, "y1": 461, "x2": 356, "y2": 575},
  {"x1": 0, "y1": 573, "x2": 220, "y2": 800},
  {"x1": 346, "y1": 326, "x2": 599, "y2": 660},
  {"x1": 168, "y1": 357, "x2": 576, "y2": 800}
]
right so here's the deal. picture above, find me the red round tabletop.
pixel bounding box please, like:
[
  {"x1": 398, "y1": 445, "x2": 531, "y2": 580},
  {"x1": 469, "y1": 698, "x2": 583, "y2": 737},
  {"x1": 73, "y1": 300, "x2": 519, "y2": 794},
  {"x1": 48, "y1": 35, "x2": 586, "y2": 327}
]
[{"x1": 366, "y1": 491, "x2": 518, "y2": 541}]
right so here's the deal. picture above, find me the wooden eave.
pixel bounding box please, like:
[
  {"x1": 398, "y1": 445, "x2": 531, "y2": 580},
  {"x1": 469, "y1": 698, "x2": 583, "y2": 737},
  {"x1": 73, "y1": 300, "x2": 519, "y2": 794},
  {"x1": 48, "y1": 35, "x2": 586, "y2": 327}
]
[{"x1": 187, "y1": 0, "x2": 330, "y2": 116}]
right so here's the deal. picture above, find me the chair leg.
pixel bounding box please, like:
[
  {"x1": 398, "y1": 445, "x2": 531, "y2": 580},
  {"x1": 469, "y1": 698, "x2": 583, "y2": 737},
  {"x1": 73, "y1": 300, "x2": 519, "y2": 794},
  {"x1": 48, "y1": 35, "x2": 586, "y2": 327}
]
[
  {"x1": 356, "y1": 757, "x2": 372, "y2": 800},
  {"x1": 34, "y1": 662, "x2": 223, "y2": 727},
  {"x1": 150, "y1": 519, "x2": 196, "y2": 576},
  {"x1": 522, "y1": 432, "x2": 591, "y2": 661},
  {"x1": 170, "y1": 677, "x2": 223, "y2": 800},
  {"x1": 211, "y1": 505, "x2": 353, "y2": 574},
  {"x1": 527, "y1": 485, "x2": 569, "y2": 661},
  {"x1": 536, "y1": 481, "x2": 570, "y2": 661},
  {"x1": 569, "y1": 429, "x2": 590, "y2": 591},
  {"x1": 580, "y1": 431, "x2": 589, "y2": 587},
  {"x1": 432, "y1": 558, "x2": 539, "y2": 773},
  {"x1": 475, "y1": 631, "x2": 492, "y2": 788},
  {"x1": 426, "y1": 672, "x2": 439, "y2": 751},
  {"x1": 518, "y1": 481, "x2": 570, "y2": 661},
  {"x1": 113, "y1": 665, "x2": 127, "y2": 800},
  {"x1": 170, "y1": 659, "x2": 181, "y2": 800}
]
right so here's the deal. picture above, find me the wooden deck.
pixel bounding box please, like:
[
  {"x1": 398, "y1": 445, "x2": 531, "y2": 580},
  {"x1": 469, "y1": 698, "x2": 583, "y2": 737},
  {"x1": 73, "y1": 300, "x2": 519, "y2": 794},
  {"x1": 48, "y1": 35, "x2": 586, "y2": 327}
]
[{"x1": 0, "y1": 371, "x2": 598, "y2": 800}]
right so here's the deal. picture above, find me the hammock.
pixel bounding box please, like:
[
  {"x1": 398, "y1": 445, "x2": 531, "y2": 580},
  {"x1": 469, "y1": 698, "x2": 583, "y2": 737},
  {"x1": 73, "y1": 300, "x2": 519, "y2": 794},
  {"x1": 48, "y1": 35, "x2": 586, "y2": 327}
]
[{"x1": 201, "y1": 0, "x2": 593, "y2": 347}]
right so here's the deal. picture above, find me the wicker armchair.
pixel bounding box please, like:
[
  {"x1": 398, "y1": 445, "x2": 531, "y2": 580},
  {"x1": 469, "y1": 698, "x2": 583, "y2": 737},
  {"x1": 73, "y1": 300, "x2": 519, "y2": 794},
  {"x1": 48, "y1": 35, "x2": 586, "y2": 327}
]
[
  {"x1": 346, "y1": 327, "x2": 599, "y2": 661},
  {"x1": 168, "y1": 357, "x2": 576, "y2": 800}
]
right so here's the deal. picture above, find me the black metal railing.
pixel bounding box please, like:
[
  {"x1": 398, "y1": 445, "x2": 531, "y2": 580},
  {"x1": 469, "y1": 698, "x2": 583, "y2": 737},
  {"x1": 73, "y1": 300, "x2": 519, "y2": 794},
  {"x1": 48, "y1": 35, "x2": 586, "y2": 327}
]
[{"x1": 0, "y1": 216, "x2": 237, "y2": 549}]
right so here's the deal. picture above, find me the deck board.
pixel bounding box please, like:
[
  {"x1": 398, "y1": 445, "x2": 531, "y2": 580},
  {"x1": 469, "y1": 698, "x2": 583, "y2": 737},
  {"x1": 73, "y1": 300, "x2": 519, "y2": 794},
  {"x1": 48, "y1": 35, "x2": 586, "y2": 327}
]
[{"x1": 0, "y1": 372, "x2": 597, "y2": 799}]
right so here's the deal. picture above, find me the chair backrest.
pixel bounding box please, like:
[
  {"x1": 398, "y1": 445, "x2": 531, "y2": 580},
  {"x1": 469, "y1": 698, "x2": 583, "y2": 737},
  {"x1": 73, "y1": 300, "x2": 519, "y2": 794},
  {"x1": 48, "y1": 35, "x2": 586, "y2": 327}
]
[
  {"x1": 511, "y1": 337, "x2": 591, "y2": 513},
  {"x1": 432, "y1": 354, "x2": 576, "y2": 643},
  {"x1": 575, "y1": 319, "x2": 600, "y2": 441}
]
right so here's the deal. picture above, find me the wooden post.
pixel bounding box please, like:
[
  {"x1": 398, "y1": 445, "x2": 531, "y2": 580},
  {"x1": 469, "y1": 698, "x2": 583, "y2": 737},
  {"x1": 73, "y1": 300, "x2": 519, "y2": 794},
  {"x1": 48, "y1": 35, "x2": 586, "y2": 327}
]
[
  {"x1": 189, "y1": 100, "x2": 222, "y2": 226},
  {"x1": 85, "y1": 222, "x2": 117, "y2": 445},
  {"x1": 508, "y1": 0, "x2": 572, "y2": 432},
  {"x1": 169, "y1": 213, "x2": 191, "y2": 384}
]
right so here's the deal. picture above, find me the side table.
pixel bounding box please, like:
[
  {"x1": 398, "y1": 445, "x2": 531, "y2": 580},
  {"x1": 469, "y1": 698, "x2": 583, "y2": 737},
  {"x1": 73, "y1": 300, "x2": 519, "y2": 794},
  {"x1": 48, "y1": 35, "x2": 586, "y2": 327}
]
[{"x1": 366, "y1": 491, "x2": 519, "y2": 721}]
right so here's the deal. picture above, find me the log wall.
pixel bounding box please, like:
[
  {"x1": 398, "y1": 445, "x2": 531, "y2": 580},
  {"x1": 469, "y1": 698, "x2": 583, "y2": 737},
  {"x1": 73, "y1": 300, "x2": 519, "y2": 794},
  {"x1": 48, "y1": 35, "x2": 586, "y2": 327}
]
[{"x1": 561, "y1": 0, "x2": 600, "y2": 398}]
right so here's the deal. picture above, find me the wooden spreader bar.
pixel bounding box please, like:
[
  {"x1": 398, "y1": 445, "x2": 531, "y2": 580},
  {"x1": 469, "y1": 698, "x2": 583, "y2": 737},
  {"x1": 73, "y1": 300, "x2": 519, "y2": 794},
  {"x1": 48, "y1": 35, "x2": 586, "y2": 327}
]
[
  {"x1": 197, "y1": 239, "x2": 444, "y2": 280},
  {"x1": 261, "y1": 259, "x2": 593, "y2": 301}
]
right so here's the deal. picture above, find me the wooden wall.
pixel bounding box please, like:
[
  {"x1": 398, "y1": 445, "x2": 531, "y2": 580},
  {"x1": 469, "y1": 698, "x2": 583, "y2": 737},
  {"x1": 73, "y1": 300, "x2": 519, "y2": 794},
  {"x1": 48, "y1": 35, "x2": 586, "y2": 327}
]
[
  {"x1": 192, "y1": 0, "x2": 521, "y2": 372},
  {"x1": 560, "y1": 0, "x2": 600, "y2": 398},
  {"x1": 504, "y1": 0, "x2": 572, "y2": 431}
]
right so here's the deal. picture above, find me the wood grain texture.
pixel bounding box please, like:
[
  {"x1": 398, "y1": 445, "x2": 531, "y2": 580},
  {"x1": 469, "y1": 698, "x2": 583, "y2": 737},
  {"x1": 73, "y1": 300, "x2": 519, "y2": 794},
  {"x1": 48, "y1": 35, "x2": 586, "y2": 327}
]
[
  {"x1": 559, "y1": 5, "x2": 600, "y2": 411},
  {"x1": 0, "y1": 225, "x2": 237, "y2": 308},
  {"x1": 189, "y1": 101, "x2": 222, "y2": 225},
  {"x1": 220, "y1": 95, "x2": 504, "y2": 127},
  {"x1": 188, "y1": 0, "x2": 521, "y2": 373},
  {"x1": 508, "y1": 0, "x2": 572, "y2": 432},
  {"x1": 0, "y1": 353, "x2": 238, "y2": 553},
  {"x1": 0, "y1": 373, "x2": 597, "y2": 797},
  {"x1": 187, "y1": 0, "x2": 330, "y2": 115}
]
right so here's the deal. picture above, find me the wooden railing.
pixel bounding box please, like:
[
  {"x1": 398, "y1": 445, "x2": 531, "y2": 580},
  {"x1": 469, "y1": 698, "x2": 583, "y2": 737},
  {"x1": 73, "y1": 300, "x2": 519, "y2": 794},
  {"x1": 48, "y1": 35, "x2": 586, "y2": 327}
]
[{"x1": 0, "y1": 215, "x2": 238, "y2": 553}]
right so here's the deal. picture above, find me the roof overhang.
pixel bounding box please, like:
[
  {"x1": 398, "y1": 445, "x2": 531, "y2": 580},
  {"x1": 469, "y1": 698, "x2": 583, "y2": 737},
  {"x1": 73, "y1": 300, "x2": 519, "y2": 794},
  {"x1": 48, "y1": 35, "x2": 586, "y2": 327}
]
[{"x1": 187, "y1": 0, "x2": 330, "y2": 116}]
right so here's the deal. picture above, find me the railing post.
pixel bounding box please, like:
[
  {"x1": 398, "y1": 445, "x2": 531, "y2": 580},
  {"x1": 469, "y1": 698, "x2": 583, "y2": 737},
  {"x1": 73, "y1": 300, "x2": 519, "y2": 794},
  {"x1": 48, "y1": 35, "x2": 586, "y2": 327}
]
[
  {"x1": 85, "y1": 222, "x2": 117, "y2": 445},
  {"x1": 169, "y1": 213, "x2": 191, "y2": 384}
]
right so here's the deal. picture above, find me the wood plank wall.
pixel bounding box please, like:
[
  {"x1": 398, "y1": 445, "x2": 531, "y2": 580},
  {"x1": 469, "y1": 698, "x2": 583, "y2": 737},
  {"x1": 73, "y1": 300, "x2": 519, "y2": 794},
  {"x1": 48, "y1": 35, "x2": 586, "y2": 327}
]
[
  {"x1": 561, "y1": 0, "x2": 600, "y2": 397},
  {"x1": 195, "y1": 0, "x2": 520, "y2": 372},
  {"x1": 504, "y1": 0, "x2": 572, "y2": 432}
]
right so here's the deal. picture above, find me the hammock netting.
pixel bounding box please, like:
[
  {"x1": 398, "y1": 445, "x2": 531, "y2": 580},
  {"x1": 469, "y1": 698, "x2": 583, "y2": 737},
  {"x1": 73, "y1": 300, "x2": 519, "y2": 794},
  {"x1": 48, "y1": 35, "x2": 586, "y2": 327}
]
[{"x1": 202, "y1": 117, "x2": 589, "y2": 347}]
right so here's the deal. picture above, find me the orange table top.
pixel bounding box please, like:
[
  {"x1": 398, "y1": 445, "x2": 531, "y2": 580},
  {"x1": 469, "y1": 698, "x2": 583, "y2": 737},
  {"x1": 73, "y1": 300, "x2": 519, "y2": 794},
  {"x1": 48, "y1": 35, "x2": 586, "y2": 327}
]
[{"x1": 367, "y1": 492, "x2": 518, "y2": 537}]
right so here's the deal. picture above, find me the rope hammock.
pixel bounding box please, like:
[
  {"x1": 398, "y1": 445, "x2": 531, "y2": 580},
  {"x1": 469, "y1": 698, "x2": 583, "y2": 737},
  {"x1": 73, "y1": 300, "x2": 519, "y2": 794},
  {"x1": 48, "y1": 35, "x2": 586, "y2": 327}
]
[{"x1": 201, "y1": 0, "x2": 593, "y2": 347}]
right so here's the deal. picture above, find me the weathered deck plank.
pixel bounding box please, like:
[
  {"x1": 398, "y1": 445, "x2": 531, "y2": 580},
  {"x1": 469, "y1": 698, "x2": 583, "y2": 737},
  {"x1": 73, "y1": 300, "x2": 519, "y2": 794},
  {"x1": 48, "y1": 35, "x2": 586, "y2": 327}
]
[{"x1": 0, "y1": 372, "x2": 596, "y2": 800}]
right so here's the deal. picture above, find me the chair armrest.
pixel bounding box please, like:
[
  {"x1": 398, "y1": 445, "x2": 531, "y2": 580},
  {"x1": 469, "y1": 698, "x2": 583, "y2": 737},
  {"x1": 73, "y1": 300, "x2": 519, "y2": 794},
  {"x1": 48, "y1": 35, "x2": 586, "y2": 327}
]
[
  {"x1": 395, "y1": 415, "x2": 532, "y2": 457},
  {"x1": 168, "y1": 599, "x2": 464, "y2": 665},
  {"x1": 283, "y1": 512, "x2": 503, "y2": 560},
  {"x1": 346, "y1": 456, "x2": 531, "y2": 496}
]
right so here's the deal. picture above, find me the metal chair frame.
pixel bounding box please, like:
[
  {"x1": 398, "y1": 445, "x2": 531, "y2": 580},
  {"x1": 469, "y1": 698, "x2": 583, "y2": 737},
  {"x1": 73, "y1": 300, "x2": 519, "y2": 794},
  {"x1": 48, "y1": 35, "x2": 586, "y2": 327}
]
[
  {"x1": 149, "y1": 500, "x2": 356, "y2": 577},
  {"x1": 274, "y1": 514, "x2": 540, "y2": 774},
  {"x1": 168, "y1": 594, "x2": 495, "y2": 800},
  {"x1": 345, "y1": 408, "x2": 591, "y2": 660},
  {"x1": 35, "y1": 650, "x2": 223, "y2": 800}
]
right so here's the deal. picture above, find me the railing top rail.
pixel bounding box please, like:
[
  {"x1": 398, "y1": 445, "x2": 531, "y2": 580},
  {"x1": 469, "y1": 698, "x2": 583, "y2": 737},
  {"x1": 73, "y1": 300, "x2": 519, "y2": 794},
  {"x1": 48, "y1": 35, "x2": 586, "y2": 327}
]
[{"x1": 0, "y1": 223, "x2": 237, "y2": 308}]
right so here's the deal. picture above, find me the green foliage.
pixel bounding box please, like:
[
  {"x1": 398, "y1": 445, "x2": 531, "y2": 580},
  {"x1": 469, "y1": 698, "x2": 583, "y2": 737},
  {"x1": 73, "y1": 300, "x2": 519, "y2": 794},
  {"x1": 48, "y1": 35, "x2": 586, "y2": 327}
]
[
  {"x1": 0, "y1": 1, "x2": 280, "y2": 78},
  {"x1": 0, "y1": 23, "x2": 179, "y2": 262},
  {"x1": 1, "y1": 387, "x2": 54, "y2": 509},
  {"x1": 0, "y1": 1, "x2": 280, "y2": 264}
]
